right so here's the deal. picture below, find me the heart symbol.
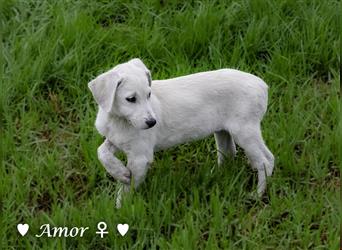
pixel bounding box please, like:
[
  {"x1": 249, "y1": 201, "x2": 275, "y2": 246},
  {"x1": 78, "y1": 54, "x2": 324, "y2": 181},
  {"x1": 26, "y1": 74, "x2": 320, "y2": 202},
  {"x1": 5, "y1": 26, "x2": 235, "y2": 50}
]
[
  {"x1": 117, "y1": 224, "x2": 129, "y2": 236},
  {"x1": 17, "y1": 224, "x2": 29, "y2": 236}
]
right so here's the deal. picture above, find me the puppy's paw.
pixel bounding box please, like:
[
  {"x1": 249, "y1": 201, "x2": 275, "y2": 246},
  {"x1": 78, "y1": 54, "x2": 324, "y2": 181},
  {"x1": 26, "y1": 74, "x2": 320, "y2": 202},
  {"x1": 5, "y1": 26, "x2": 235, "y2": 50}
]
[
  {"x1": 108, "y1": 167, "x2": 131, "y2": 184},
  {"x1": 117, "y1": 167, "x2": 131, "y2": 185}
]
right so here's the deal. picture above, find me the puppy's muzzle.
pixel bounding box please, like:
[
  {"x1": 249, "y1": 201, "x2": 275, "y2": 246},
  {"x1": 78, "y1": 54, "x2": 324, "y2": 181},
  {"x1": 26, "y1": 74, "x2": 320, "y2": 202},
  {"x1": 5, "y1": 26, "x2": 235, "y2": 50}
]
[{"x1": 145, "y1": 118, "x2": 156, "y2": 128}]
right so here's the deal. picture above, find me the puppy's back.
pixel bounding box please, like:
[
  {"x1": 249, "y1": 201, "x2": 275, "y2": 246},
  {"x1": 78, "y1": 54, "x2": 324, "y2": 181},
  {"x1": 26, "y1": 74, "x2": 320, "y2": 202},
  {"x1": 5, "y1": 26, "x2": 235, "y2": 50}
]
[{"x1": 152, "y1": 69, "x2": 268, "y2": 110}]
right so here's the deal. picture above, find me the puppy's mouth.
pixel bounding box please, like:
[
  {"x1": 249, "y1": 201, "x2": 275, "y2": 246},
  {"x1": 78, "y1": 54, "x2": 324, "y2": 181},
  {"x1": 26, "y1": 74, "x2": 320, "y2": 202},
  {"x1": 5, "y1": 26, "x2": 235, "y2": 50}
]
[
  {"x1": 126, "y1": 119, "x2": 148, "y2": 130},
  {"x1": 126, "y1": 118, "x2": 134, "y2": 127},
  {"x1": 126, "y1": 118, "x2": 156, "y2": 130}
]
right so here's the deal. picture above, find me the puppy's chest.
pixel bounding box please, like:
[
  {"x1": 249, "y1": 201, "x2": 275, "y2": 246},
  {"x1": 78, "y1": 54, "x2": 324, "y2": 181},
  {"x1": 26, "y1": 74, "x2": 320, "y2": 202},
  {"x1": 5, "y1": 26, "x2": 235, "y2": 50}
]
[
  {"x1": 105, "y1": 127, "x2": 152, "y2": 155},
  {"x1": 106, "y1": 130, "x2": 134, "y2": 151},
  {"x1": 96, "y1": 114, "x2": 154, "y2": 154},
  {"x1": 97, "y1": 116, "x2": 135, "y2": 151}
]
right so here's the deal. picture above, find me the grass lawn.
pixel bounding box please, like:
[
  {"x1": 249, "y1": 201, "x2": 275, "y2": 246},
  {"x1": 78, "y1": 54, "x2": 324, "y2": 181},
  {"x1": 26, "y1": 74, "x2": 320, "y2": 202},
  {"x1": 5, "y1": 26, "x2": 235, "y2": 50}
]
[{"x1": 1, "y1": 0, "x2": 340, "y2": 249}]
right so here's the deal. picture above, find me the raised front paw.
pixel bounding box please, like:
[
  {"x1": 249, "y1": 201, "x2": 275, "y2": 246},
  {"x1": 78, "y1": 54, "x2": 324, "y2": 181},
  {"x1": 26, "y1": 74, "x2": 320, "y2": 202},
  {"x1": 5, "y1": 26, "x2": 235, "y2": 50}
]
[
  {"x1": 107, "y1": 167, "x2": 131, "y2": 184},
  {"x1": 116, "y1": 167, "x2": 131, "y2": 185}
]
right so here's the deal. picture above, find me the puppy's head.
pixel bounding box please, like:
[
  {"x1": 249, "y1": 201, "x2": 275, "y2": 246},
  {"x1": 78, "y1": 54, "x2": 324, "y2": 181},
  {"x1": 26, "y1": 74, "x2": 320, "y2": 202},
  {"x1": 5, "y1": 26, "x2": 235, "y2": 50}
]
[{"x1": 88, "y1": 58, "x2": 157, "y2": 130}]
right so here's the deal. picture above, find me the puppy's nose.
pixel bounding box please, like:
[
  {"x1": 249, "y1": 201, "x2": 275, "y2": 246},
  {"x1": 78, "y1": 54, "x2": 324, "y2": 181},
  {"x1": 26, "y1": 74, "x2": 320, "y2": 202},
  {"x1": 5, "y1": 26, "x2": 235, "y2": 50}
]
[{"x1": 145, "y1": 118, "x2": 156, "y2": 128}]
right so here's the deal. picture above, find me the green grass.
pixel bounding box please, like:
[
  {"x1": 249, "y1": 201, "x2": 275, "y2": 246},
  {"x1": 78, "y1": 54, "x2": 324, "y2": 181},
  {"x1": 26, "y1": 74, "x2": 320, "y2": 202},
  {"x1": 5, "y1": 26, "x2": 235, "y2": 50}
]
[{"x1": 1, "y1": 0, "x2": 340, "y2": 249}]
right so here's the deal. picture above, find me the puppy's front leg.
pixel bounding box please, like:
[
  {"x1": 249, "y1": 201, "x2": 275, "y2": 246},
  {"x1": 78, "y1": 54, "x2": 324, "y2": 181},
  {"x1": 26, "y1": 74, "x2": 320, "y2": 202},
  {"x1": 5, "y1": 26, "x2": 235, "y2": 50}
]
[
  {"x1": 97, "y1": 139, "x2": 131, "y2": 184},
  {"x1": 116, "y1": 155, "x2": 151, "y2": 209},
  {"x1": 126, "y1": 154, "x2": 151, "y2": 189}
]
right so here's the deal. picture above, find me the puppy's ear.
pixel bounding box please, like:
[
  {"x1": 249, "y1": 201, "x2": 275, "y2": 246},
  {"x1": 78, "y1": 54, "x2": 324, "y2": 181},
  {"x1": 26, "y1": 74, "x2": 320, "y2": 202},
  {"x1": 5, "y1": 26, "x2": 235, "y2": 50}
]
[
  {"x1": 145, "y1": 70, "x2": 152, "y2": 86},
  {"x1": 129, "y1": 58, "x2": 152, "y2": 86},
  {"x1": 88, "y1": 71, "x2": 122, "y2": 113}
]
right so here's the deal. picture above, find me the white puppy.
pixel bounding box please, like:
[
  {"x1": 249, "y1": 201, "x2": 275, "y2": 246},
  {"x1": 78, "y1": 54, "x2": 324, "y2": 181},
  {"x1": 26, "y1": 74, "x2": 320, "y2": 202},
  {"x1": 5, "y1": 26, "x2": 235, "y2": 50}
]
[{"x1": 89, "y1": 58, "x2": 274, "y2": 207}]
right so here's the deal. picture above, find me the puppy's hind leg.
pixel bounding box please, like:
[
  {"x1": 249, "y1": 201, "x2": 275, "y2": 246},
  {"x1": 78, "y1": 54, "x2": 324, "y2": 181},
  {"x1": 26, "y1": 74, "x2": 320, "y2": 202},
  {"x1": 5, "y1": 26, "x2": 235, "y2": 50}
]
[
  {"x1": 214, "y1": 130, "x2": 236, "y2": 166},
  {"x1": 260, "y1": 143, "x2": 275, "y2": 176},
  {"x1": 232, "y1": 124, "x2": 274, "y2": 196}
]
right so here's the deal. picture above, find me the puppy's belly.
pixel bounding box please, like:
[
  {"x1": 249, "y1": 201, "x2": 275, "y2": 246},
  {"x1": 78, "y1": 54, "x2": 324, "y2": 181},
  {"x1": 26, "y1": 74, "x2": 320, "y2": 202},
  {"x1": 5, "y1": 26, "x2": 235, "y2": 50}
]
[{"x1": 154, "y1": 125, "x2": 218, "y2": 150}]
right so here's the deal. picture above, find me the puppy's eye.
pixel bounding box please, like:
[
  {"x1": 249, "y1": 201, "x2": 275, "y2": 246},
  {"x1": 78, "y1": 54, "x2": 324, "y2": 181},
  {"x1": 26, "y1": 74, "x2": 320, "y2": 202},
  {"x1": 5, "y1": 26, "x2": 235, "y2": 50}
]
[
  {"x1": 147, "y1": 92, "x2": 151, "y2": 99},
  {"x1": 126, "y1": 96, "x2": 136, "y2": 103}
]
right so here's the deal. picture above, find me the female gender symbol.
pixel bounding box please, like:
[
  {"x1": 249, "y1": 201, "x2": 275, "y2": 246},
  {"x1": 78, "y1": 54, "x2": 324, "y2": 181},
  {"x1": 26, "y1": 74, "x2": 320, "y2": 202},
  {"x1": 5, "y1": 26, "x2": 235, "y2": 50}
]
[{"x1": 95, "y1": 222, "x2": 108, "y2": 238}]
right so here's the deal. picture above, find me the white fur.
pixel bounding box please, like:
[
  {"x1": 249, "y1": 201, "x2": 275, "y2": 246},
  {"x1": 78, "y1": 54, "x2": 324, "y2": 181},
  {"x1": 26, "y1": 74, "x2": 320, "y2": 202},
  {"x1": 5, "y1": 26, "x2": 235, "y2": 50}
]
[{"x1": 89, "y1": 58, "x2": 274, "y2": 208}]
